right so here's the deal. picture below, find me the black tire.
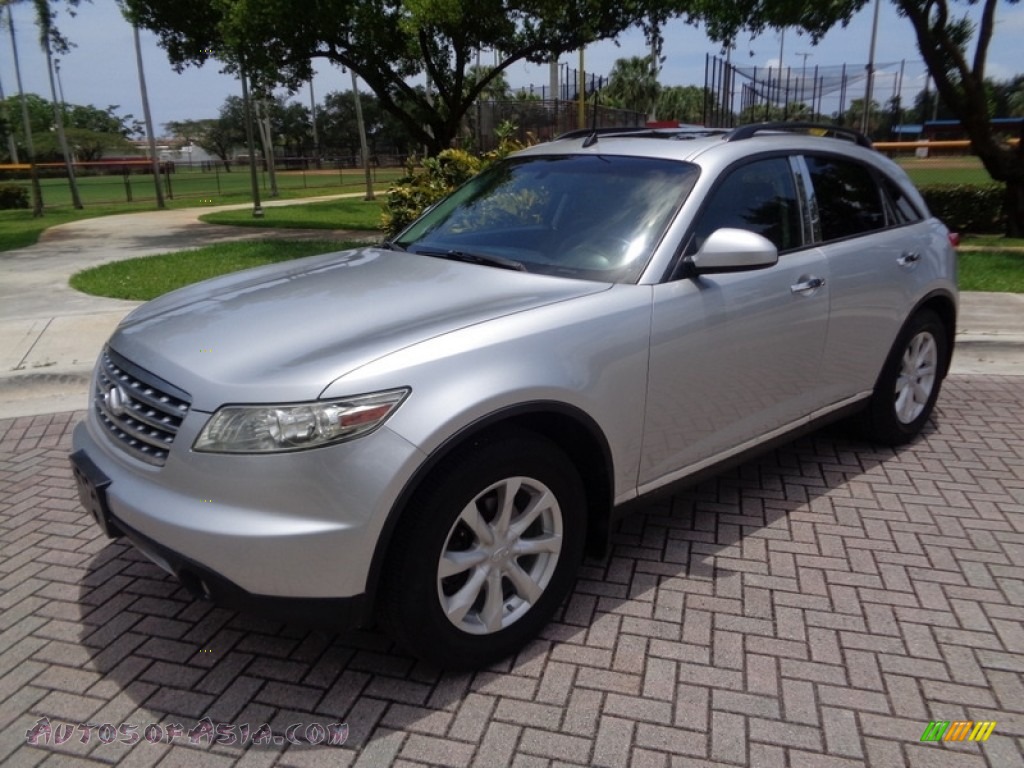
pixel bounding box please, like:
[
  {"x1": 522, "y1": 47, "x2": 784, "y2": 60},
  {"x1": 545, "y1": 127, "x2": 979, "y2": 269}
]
[
  {"x1": 857, "y1": 309, "x2": 947, "y2": 445},
  {"x1": 379, "y1": 433, "x2": 587, "y2": 670}
]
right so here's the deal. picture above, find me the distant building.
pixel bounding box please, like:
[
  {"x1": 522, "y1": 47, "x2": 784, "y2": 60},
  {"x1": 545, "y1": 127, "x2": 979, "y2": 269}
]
[{"x1": 922, "y1": 117, "x2": 1024, "y2": 141}]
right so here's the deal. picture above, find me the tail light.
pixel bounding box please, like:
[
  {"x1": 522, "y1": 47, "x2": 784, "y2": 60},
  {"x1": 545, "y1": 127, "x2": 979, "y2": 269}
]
[{"x1": 948, "y1": 232, "x2": 960, "y2": 248}]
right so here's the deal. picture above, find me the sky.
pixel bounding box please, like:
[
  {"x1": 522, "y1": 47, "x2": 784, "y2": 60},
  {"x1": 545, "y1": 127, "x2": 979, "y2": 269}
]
[{"x1": 1, "y1": 0, "x2": 1023, "y2": 137}]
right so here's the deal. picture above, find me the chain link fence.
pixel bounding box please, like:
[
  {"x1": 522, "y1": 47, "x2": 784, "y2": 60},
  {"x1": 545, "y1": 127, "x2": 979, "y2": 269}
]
[{"x1": 0, "y1": 159, "x2": 407, "y2": 209}]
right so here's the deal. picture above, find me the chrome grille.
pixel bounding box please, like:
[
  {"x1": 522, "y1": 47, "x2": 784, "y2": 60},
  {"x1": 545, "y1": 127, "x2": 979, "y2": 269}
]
[{"x1": 93, "y1": 347, "x2": 191, "y2": 466}]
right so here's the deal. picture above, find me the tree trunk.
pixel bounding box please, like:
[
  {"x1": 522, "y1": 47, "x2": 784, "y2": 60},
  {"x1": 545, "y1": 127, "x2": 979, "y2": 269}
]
[
  {"x1": 42, "y1": 19, "x2": 82, "y2": 208},
  {"x1": 1005, "y1": 179, "x2": 1024, "y2": 238}
]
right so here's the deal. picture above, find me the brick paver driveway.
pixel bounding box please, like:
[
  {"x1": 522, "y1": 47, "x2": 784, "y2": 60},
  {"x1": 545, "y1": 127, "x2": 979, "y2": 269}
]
[{"x1": 2, "y1": 375, "x2": 1022, "y2": 768}]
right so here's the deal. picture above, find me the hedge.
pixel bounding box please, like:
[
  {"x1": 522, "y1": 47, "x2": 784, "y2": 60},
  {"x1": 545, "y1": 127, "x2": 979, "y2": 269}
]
[
  {"x1": 919, "y1": 183, "x2": 1004, "y2": 234},
  {"x1": 0, "y1": 184, "x2": 29, "y2": 210}
]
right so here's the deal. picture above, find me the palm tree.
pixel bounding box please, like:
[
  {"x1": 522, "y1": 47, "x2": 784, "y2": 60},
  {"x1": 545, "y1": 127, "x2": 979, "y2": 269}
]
[
  {"x1": 656, "y1": 86, "x2": 706, "y2": 124},
  {"x1": 604, "y1": 56, "x2": 660, "y2": 116},
  {"x1": 33, "y1": 0, "x2": 83, "y2": 208}
]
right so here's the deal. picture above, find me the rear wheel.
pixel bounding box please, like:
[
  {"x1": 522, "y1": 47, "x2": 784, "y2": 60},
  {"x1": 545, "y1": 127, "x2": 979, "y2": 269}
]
[
  {"x1": 379, "y1": 433, "x2": 586, "y2": 669},
  {"x1": 858, "y1": 309, "x2": 947, "y2": 444}
]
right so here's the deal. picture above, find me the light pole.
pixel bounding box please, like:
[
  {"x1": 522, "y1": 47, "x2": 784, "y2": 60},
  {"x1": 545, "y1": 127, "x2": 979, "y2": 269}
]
[
  {"x1": 239, "y1": 62, "x2": 264, "y2": 218},
  {"x1": 796, "y1": 52, "x2": 812, "y2": 109},
  {"x1": 861, "y1": 0, "x2": 881, "y2": 135},
  {"x1": 308, "y1": 72, "x2": 320, "y2": 168}
]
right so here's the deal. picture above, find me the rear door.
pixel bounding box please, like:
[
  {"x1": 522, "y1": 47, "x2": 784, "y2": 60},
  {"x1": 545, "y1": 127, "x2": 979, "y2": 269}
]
[{"x1": 800, "y1": 154, "x2": 937, "y2": 402}]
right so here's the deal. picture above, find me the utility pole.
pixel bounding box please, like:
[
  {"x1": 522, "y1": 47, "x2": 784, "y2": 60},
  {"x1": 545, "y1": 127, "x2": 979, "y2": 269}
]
[
  {"x1": 40, "y1": 9, "x2": 82, "y2": 208},
  {"x1": 861, "y1": 0, "x2": 881, "y2": 135},
  {"x1": 7, "y1": 4, "x2": 43, "y2": 216}
]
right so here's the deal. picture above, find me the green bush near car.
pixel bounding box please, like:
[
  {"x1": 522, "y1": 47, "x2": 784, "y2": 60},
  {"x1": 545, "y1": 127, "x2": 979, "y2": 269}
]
[
  {"x1": 919, "y1": 183, "x2": 1005, "y2": 234},
  {"x1": 0, "y1": 184, "x2": 29, "y2": 210}
]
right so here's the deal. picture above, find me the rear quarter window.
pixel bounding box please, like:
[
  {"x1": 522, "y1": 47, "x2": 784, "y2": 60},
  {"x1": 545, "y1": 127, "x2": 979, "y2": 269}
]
[{"x1": 805, "y1": 155, "x2": 886, "y2": 241}]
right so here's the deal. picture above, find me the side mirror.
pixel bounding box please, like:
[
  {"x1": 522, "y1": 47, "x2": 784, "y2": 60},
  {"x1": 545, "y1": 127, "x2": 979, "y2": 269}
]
[{"x1": 689, "y1": 228, "x2": 779, "y2": 275}]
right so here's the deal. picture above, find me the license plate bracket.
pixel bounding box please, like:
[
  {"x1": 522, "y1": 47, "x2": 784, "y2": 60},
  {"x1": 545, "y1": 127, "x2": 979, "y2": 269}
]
[{"x1": 69, "y1": 450, "x2": 120, "y2": 539}]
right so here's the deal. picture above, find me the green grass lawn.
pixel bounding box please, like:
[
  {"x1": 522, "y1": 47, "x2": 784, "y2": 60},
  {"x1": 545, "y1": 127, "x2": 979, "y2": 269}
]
[
  {"x1": 958, "y1": 250, "x2": 1024, "y2": 293},
  {"x1": 20, "y1": 165, "x2": 405, "y2": 208},
  {"x1": 0, "y1": 165, "x2": 402, "y2": 252},
  {"x1": 0, "y1": 183, "x2": 391, "y2": 254},
  {"x1": 200, "y1": 198, "x2": 385, "y2": 231},
  {"x1": 70, "y1": 239, "x2": 361, "y2": 301},
  {"x1": 896, "y1": 157, "x2": 995, "y2": 186},
  {"x1": 960, "y1": 235, "x2": 1024, "y2": 249}
]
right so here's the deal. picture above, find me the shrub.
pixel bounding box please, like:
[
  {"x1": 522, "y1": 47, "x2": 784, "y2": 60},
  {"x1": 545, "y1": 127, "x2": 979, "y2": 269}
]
[
  {"x1": 0, "y1": 184, "x2": 29, "y2": 210},
  {"x1": 919, "y1": 183, "x2": 1005, "y2": 234},
  {"x1": 381, "y1": 132, "x2": 535, "y2": 237},
  {"x1": 380, "y1": 149, "x2": 482, "y2": 237}
]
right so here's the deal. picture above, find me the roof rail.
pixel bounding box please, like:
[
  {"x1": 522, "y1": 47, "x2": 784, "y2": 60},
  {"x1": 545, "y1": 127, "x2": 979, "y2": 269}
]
[
  {"x1": 556, "y1": 126, "x2": 656, "y2": 140},
  {"x1": 725, "y1": 122, "x2": 873, "y2": 148},
  {"x1": 555, "y1": 126, "x2": 729, "y2": 141}
]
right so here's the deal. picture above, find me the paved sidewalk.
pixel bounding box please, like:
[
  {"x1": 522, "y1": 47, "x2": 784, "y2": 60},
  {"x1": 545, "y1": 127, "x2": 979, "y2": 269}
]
[
  {"x1": 1, "y1": 376, "x2": 1022, "y2": 766},
  {"x1": 0, "y1": 197, "x2": 379, "y2": 418}
]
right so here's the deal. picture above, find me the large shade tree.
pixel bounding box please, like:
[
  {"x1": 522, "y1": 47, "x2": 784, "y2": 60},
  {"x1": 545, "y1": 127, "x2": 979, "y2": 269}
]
[
  {"x1": 121, "y1": 0, "x2": 681, "y2": 155},
  {"x1": 123, "y1": 0, "x2": 1023, "y2": 233}
]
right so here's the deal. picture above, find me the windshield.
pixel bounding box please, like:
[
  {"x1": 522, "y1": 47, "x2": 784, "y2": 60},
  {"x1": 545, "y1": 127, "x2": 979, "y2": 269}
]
[{"x1": 395, "y1": 154, "x2": 699, "y2": 282}]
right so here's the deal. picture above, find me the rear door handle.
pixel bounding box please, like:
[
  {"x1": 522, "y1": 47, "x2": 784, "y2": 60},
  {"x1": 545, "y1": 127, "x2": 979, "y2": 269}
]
[
  {"x1": 897, "y1": 251, "x2": 921, "y2": 266},
  {"x1": 790, "y1": 276, "x2": 826, "y2": 294}
]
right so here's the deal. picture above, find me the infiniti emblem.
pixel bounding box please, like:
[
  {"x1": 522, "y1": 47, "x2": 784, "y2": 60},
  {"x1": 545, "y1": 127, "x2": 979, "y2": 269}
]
[{"x1": 104, "y1": 384, "x2": 129, "y2": 417}]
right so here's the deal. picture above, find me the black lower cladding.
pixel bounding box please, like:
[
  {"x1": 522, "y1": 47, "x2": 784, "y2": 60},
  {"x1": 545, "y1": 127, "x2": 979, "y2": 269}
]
[
  {"x1": 69, "y1": 450, "x2": 123, "y2": 539},
  {"x1": 109, "y1": 509, "x2": 369, "y2": 629}
]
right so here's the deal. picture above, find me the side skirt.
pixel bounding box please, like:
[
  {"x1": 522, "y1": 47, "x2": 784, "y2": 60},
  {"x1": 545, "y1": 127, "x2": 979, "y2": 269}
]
[{"x1": 612, "y1": 397, "x2": 869, "y2": 522}]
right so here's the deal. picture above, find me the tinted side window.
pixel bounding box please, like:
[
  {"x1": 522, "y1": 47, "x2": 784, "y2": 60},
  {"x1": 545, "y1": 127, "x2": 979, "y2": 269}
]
[
  {"x1": 882, "y1": 176, "x2": 923, "y2": 225},
  {"x1": 691, "y1": 157, "x2": 801, "y2": 253},
  {"x1": 805, "y1": 156, "x2": 885, "y2": 240}
]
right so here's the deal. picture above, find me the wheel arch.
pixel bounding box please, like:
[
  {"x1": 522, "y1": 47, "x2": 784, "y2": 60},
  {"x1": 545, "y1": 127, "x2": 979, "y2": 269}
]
[
  {"x1": 361, "y1": 402, "x2": 616, "y2": 620},
  {"x1": 909, "y1": 289, "x2": 957, "y2": 378}
]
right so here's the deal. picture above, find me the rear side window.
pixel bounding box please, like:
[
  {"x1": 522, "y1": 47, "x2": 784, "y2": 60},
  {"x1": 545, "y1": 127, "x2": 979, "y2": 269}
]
[
  {"x1": 805, "y1": 155, "x2": 885, "y2": 241},
  {"x1": 882, "y1": 176, "x2": 924, "y2": 225},
  {"x1": 690, "y1": 157, "x2": 802, "y2": 253}
]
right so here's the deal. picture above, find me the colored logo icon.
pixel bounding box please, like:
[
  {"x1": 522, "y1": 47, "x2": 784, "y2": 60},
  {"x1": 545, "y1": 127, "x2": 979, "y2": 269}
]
[{"x1": 920, "y1": 721, "x2": 996, "y2": 742}]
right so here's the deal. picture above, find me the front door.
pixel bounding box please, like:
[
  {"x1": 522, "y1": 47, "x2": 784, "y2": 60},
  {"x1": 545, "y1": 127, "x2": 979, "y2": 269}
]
[{"x1": 639, "y1": 156, "x2": 831, "y2": 491}]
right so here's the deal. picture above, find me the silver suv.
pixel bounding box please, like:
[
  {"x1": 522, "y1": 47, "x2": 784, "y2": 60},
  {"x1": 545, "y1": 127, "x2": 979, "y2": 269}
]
[{"x1": 71, "y1": 123, "x2": 957, "y2": 669}]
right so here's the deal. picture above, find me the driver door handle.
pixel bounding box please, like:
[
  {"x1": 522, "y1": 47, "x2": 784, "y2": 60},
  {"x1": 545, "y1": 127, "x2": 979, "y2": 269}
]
[
  {"x1": 898, "y1": 251, "x2": 921, "y2": 266},
  {"x1": 791, "y1": 276, "x2": 826, "y2": 294}
]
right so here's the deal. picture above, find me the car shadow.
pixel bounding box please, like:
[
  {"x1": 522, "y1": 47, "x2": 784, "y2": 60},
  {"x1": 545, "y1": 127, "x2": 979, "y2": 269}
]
[{"x1": 70, "y1": 419, "x2": 933, "y2": 760}]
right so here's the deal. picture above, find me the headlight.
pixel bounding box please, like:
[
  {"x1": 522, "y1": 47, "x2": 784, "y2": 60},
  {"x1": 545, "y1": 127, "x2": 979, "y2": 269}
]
[{"x1": 193, "y1": 389, "x2": 410, "y2": 453}]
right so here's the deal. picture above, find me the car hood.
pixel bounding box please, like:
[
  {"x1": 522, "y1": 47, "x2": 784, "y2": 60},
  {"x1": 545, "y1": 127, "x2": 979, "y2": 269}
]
[{"x1": 109, "y1": 247, "x2": 609, "y2": 411}]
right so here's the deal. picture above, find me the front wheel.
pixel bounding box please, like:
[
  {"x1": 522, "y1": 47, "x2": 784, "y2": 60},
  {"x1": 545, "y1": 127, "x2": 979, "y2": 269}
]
[
  {"x1": 858, "y1": 309, "x2": 948, "y2": 444},
  {"x1": 379, "y1": 433, "x2": 587, "y2": 669}
]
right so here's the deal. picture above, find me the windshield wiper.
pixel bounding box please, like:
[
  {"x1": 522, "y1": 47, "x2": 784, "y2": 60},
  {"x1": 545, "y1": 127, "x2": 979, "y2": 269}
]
[
  {"x1": 381, "y1": 240, "x2": 406, "y2": 251},
  {"x1": 414, "y1": 248, "x2": 527, "y2": 272}
]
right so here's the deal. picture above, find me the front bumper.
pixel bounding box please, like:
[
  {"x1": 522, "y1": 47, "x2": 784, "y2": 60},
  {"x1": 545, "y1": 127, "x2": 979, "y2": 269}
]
[{"x1": 71, "y1": 401, "x2": 425, "y2": 615}]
